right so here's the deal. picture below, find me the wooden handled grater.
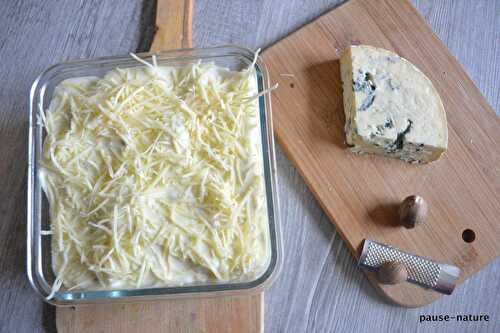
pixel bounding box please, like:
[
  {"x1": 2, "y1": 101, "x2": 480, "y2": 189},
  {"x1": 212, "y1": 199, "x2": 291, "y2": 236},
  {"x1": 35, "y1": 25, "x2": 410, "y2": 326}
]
[{"x1": 359, "y1": 240, "x2": 460, "y2": 295}]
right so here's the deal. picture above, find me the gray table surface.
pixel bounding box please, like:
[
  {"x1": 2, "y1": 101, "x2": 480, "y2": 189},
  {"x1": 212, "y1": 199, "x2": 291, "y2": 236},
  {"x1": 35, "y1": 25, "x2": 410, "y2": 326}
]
[{"x1": 0, "y1": 0, "x2": 498, "y2": 332}]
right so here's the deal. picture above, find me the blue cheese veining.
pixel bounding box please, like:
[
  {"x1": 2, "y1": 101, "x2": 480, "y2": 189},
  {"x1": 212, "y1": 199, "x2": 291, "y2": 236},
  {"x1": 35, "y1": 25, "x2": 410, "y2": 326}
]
[{"x1": 340, "y1": 45, "x2": 448, "y2": 164}]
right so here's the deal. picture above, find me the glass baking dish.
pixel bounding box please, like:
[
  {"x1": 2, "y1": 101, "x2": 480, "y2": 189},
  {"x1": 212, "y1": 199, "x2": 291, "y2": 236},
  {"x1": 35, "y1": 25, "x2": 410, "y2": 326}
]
[{"x1": 27, "y1": 45, "x2": 282, "y2": 306}]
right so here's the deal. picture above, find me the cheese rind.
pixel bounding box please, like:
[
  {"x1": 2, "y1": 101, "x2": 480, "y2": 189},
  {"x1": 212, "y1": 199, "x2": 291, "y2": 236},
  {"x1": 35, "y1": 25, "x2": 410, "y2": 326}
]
[{"x1": 340, "y1": 45, "x2": 448, "y2": 164}]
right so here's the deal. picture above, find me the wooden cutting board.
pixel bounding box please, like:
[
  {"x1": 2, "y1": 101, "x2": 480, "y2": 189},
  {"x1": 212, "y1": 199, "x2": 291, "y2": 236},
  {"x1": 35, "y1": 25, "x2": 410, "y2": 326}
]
[
  {"x1": 56, "y1": 296, "x2": 263, "y2": 333},
  {"x1": 57, "y1": 1, "x2": 264, "y2": 332},
  {"x1": 263, "y1": 0, "x2": 500, "y2": 307}
]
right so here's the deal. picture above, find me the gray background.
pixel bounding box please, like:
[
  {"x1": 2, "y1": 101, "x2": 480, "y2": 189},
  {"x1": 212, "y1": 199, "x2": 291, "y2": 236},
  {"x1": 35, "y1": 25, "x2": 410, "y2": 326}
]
[{"x1": 0, "y1": 0, "x2": 498, "y2": 332}]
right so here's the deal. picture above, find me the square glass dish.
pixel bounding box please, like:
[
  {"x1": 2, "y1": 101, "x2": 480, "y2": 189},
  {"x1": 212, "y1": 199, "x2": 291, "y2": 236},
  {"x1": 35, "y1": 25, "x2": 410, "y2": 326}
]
[{"x1": 27, "y1": 45, "x2": 282, "y2": 305}]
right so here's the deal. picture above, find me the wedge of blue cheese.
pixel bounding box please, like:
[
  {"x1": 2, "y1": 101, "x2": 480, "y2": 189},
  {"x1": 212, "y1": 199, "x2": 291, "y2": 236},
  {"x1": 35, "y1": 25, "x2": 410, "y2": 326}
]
[{"x1": 340, "y1": 45, "x2": 448, "y2": 164}]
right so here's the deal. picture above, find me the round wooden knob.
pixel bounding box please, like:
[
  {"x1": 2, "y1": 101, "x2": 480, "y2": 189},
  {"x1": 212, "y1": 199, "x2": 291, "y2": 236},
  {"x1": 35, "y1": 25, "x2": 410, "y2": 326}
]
[
  {"x1": 399, "y1": 195, "x2": 428, "y2": 228},
  {"x1": 377, "y1": 262, "x2": 408, "y2": 284}
]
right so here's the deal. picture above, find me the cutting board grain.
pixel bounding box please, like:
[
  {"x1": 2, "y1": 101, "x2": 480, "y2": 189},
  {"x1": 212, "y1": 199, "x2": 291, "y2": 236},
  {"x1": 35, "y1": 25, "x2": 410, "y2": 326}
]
[
  {"x1": 57, "y1": 1, "x2": 263, "y2": 332},
  {"x1": 263, "y1": 0, "x2": 500, "y2": 307},
  {"x1": 150, "y1": 0, "x2": 193, "y2": 51},
  {"x1": 56, "y1": 295, "x2": 263, "y2": 333}
]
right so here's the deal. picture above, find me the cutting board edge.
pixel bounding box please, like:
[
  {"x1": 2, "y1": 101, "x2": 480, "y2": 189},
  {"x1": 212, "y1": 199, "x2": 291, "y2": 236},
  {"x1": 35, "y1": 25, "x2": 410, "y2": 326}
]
[{"x1": 263, "y1": 0, "x2": 500, "y2": 307}]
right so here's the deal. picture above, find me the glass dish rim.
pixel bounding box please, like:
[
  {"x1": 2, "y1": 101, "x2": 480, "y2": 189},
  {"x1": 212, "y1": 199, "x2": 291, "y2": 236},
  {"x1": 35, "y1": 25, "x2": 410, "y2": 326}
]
[{"x1": 27, "y1": 44, "x2": 282, "y2": 306}]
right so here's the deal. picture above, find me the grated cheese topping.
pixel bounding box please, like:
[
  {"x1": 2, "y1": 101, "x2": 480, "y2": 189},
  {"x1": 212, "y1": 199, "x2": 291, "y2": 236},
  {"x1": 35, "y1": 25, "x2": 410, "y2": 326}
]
[{"x1": 40, "y1": 55, "x2": 271, "y2": 299}]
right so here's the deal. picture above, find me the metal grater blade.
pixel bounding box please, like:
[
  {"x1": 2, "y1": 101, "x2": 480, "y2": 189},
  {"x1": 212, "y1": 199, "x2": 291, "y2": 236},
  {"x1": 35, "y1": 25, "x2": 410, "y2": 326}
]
[{"x1": 359, "y1": 239, "x2": 460, "y2": 295}]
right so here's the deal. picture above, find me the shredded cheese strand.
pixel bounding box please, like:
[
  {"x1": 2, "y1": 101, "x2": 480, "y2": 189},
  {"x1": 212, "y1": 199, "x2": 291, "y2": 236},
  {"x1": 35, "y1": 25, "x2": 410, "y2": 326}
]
[{"x1": 41, "y1": 53, "x2": 271, "y2": 299}]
